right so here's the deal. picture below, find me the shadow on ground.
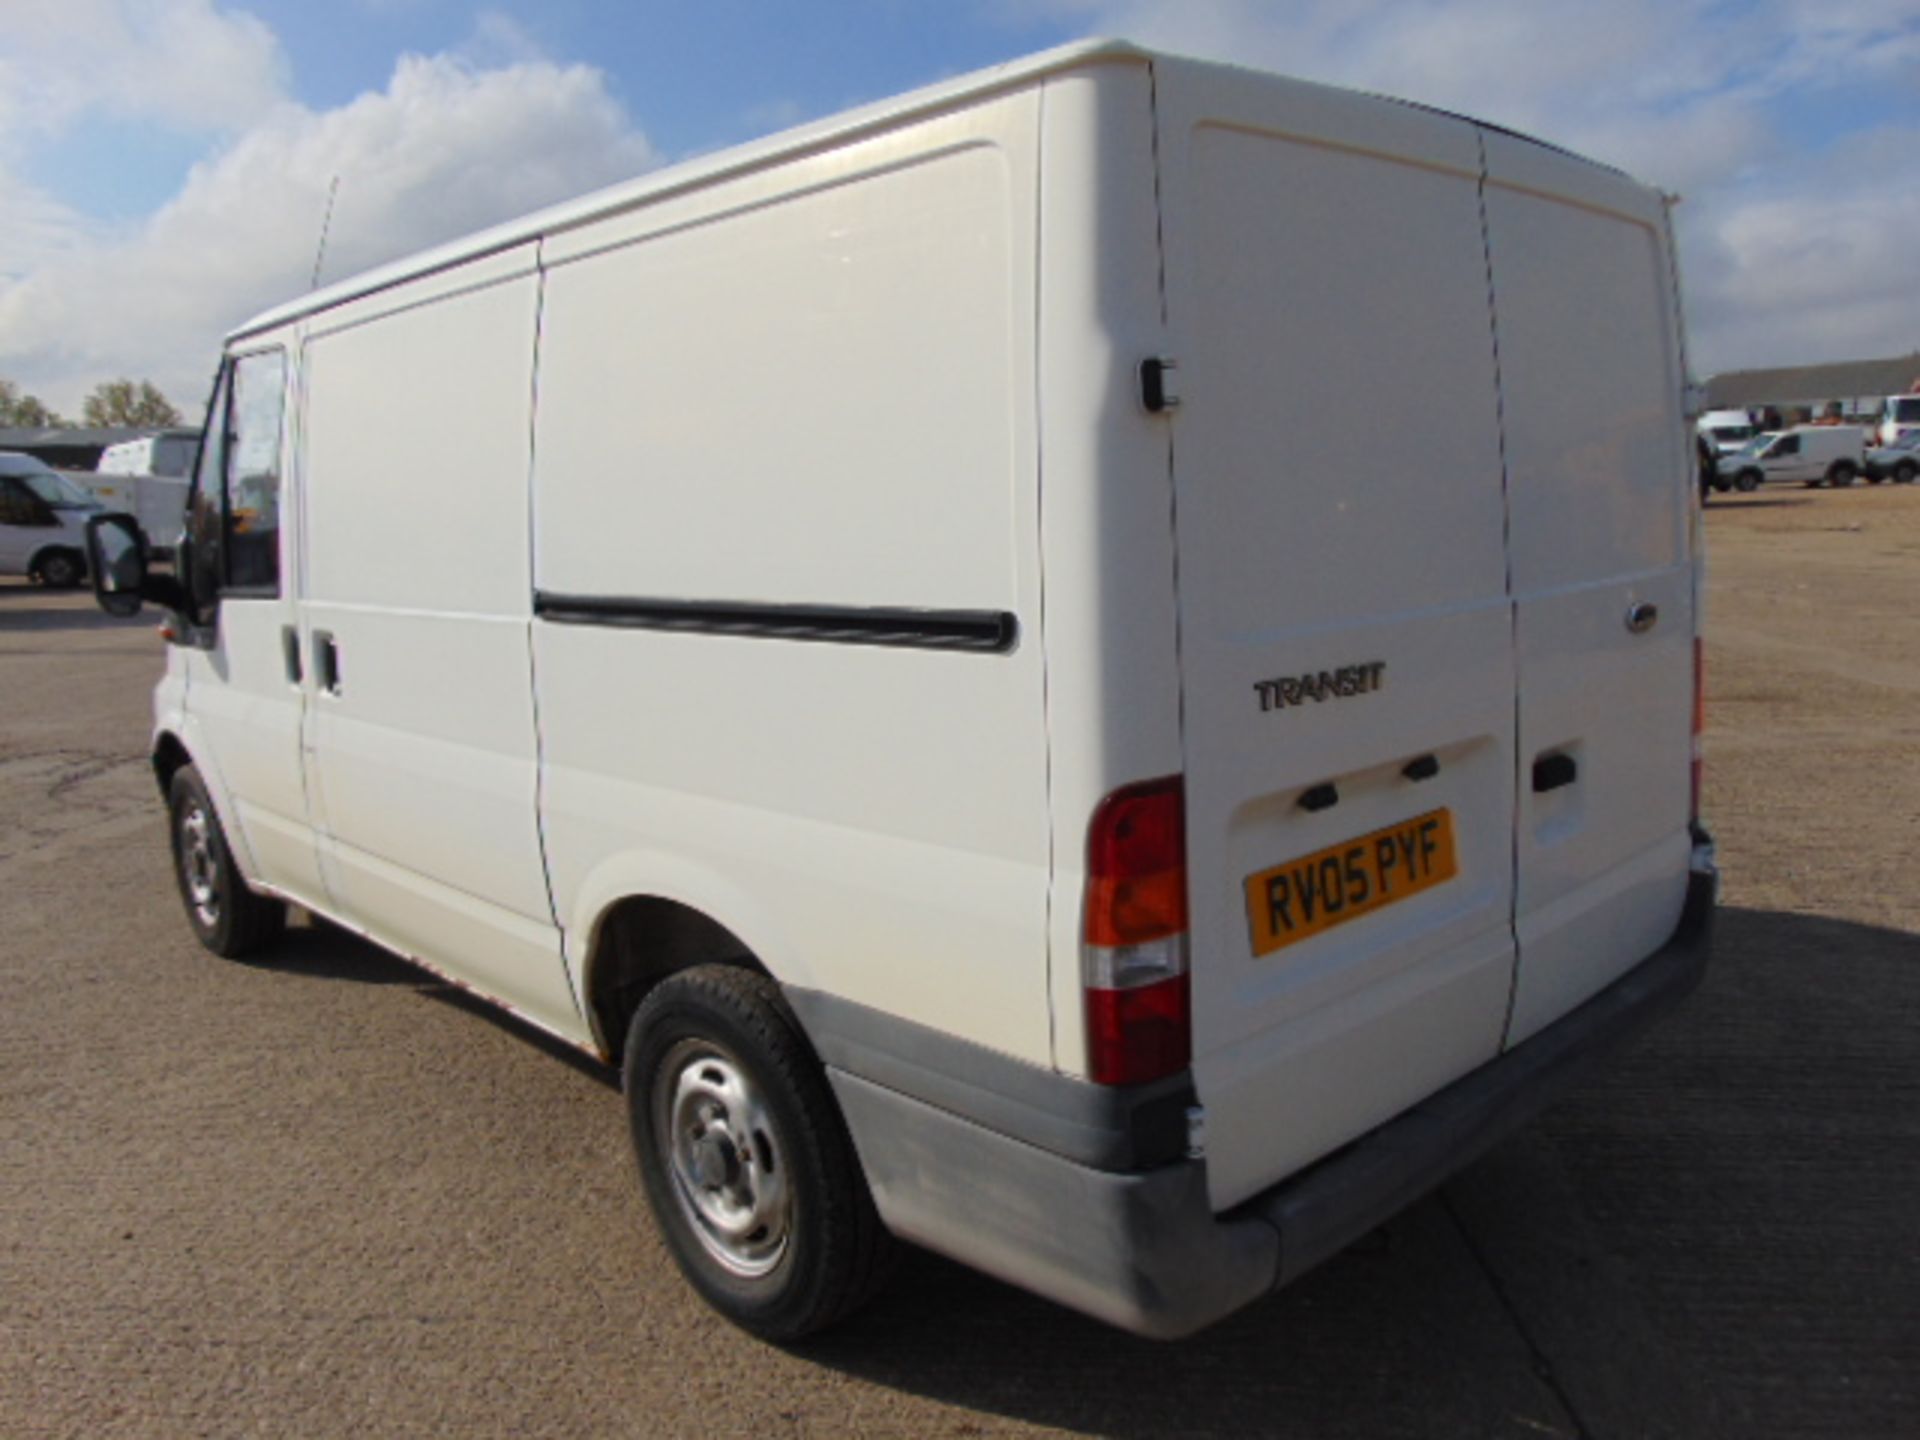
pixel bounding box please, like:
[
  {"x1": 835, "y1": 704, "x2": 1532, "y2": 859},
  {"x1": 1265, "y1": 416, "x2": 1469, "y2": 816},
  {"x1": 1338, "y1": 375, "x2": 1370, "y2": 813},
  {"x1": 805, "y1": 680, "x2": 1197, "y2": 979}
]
[
  {"x1": 804, "y1": 905, "x2": 1918, "y2": 1440},
  {"x1": 246, "y1": 902, "x2": 1919, "y2": 1439}
]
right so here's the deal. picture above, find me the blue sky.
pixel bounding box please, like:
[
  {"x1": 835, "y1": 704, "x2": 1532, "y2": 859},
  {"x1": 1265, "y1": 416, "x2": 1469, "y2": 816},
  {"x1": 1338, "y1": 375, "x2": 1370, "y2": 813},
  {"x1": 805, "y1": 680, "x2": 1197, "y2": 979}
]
[{"x1": 2, "y1": 1, "x2": 1916, "y2": 414}]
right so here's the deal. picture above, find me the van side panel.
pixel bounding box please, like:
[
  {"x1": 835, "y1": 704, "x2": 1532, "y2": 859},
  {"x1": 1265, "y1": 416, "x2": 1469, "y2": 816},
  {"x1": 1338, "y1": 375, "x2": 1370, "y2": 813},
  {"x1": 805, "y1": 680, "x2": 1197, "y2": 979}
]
[
  {"x1": 299, "y1": 246, "x2": 582, "y2": 1038},
  {"x1": 1481, "y1": 133, "x2": 1693, "y2": 1045},
  {"x1": 532, "y1": 96, "x2": 1054, "y2": 1065},
  {"x1": 1151, "y1": 63, "x2": 1519, "y2": 1210}
]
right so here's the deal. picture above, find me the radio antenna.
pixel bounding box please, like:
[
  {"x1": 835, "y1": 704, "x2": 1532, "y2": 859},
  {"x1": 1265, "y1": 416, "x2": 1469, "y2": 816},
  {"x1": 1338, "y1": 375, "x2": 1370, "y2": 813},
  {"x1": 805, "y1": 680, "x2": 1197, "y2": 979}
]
[{"x1": 310, "y1": 175, "x2": 341, "y2": 290}]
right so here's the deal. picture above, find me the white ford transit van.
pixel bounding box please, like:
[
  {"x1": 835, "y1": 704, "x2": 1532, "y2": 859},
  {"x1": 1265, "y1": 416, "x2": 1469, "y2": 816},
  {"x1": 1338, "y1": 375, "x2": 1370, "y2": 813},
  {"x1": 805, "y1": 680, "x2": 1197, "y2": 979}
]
[{"x1": 87, "y1": 41, "x2": 1715, "y2": 1341}]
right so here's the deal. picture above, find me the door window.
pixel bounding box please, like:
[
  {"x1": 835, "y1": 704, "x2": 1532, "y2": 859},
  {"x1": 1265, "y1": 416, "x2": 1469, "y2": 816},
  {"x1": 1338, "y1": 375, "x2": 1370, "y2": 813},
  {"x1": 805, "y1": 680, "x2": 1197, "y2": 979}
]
[
  {"x1": 1770, "y1": 434, "x2": 1800, "y2": 458},
  {"x1": 0, "y1": 477, "x2": 54, "y2": 527},
  {"x1": 184, "y1": 349, "x2": 288, "y2": 609},
  {"x1": 225, "y1": 350, "x2": 288, "y2": 594}
]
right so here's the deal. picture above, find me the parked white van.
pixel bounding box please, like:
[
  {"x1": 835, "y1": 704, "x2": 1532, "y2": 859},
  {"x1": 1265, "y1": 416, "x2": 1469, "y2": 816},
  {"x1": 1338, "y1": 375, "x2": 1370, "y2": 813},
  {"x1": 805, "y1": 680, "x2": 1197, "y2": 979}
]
[
  {"x1": 86, "y1": 41, "x2": 1714, "y2": 1341},
  {"x1": 1871, "y1": 393, "x2": 1920, "y2": 448},
  {"x1": 1, "y1": 451, "x2": 100, "y2": 587},
  {"x1": 96, "y1": 429, "x2": 200, "y2": 479},
  {"x1": 1717, "y1": 424, "x2": 1866, "y2": 490},
  {"x1": 1696, "y1": 408, "x2": 1756, "y2": 454}
]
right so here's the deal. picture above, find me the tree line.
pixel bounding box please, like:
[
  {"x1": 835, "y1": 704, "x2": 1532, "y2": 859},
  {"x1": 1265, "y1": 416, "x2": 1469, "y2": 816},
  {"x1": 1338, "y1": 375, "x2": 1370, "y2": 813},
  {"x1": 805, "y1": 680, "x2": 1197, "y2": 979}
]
[{"x1": 0, "y1": 378, "x2": 183, "y2": 430}]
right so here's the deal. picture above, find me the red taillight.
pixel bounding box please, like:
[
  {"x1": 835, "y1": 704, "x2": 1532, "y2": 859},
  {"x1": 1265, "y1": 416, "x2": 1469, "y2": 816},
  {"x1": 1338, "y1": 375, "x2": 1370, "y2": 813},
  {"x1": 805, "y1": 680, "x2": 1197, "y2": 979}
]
[
  {"x1": 1083, "y1": 776, "x2": 1191, "y2": 1086},
  {"x1": 1691, "y1": 636, "x2": 1705, "y2": 823}
]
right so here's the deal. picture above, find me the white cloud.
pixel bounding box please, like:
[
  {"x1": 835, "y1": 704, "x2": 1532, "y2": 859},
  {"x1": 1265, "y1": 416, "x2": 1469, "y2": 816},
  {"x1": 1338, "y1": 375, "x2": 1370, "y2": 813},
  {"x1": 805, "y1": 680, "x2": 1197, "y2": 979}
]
[
  {"x1": 0, "y1": 50, "x2": 657, "y2": 415},
  {"x1": 1006, "y1": 0, "x2": 1919, "y2": 373},
  {"x1": 0, "y1": 0, "x2": 288, "y2": 140}
]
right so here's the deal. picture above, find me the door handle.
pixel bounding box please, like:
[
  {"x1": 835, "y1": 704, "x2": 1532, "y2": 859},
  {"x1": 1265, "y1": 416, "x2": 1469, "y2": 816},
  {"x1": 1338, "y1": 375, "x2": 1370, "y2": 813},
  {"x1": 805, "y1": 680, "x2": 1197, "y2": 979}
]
[
  {"x1": 313, "y1": 630, "x2": 342, "y2": 695},
  {"x1": 1625, "y1": 602, "x2": 1659, "y2": 635},
  {"x1": 281, "y1": 625, "x2": 303, "y2": 685},
  {"x1": 1533, "y1": 753, "x2": 1578, "y2": 793}
]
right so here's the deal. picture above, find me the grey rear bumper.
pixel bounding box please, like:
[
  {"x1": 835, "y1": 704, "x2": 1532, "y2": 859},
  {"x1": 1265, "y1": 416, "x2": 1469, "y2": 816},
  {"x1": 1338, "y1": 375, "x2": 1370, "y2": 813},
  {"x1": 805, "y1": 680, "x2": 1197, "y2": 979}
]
[{"x1": 821, "y1": 866, "x2": 1716, "y2": 1339}]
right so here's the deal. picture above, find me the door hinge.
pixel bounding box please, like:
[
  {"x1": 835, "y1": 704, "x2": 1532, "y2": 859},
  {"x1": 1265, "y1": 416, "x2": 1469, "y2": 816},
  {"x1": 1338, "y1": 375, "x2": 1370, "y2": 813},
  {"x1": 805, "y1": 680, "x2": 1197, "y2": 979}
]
[
  {"x1": 1185, "y1": 1103, "x2": 1208, "y2": 1160},
  {"x1": 1140, "y1": 356, "x2": 1182, "y2": 414}
]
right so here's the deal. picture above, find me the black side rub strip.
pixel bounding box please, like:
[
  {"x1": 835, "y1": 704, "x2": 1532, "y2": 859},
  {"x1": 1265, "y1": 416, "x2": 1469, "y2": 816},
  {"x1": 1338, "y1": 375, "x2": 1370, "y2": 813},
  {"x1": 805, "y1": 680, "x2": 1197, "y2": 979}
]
[{"x1": 533, "y1": 592, "x2": 1018, "y2": 654}]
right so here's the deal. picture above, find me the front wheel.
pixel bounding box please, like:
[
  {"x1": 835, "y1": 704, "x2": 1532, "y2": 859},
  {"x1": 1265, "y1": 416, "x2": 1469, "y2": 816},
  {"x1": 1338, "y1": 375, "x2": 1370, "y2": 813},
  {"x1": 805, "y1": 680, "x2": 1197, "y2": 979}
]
[
  {"x1": 1735, "y1": 469, "x2": 1761, "y2": 493},
  {"x1": 168, "y1": 765, "x2": 287, "y2": 957},
  {"x1": 624, "y1": 966, "x2": 895, "y2": 1342},
  {"x1": 1895, "y1": 460, "x2": 1918, "y2": 485}
]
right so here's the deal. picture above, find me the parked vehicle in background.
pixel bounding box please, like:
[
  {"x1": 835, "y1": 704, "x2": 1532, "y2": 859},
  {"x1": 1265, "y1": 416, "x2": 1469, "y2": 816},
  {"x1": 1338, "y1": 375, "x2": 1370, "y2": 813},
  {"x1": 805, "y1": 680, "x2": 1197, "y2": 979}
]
[
  {"x1": 80, "y1": 40, "x2": 1715, "y2": 1342},
  {"x1": 0, "y1": 451, "x2": 101, "y2": 586},
  {"x1": 1712, "y1": 432, "x2": 1775, "y2": 492},
  {"x1": 97, "y1": 429, "x2": 200, "y2": 479},
  {"x1": 77, "y1": 471, "x2": 190, "y2": 558},
  {"x1": 1697, "y1": 409, "x2": 1757, "y2": 455},
  {"x1": 1718, "y1": 425, "x2": 1865, "y2": 490},
  {"x1": 1872, "y1": 394, "x2": 1920, "y2": 449},
  {"x1": 1863, "y1": 431, "x2": 1920, "y2": 485}
]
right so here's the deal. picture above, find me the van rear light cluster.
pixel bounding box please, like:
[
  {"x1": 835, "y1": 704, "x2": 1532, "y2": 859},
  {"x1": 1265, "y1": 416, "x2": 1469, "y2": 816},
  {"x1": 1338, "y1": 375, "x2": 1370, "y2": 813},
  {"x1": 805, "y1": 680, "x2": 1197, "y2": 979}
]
[
  {"x1": 1691, "y1": 636, "x2": 1705, "y2": 824},
  {"x1": 1083, "y1": 776, "x2": 1191, "y2": 1086}
]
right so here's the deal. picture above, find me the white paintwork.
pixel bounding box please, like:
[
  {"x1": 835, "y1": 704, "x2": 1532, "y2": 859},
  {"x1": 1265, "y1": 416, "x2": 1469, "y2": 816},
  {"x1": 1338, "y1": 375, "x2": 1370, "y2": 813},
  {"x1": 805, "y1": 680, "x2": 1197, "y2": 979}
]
[
  {"x1": 1481, "y1": 131, "x2": 1695, "y2": 1047},
  {"x1": 152, "y1": 43, "x2": 1699, "y2": 1239},
  {"x1": 533, "y1": 88, "x2": 1053, "y2": 1063},
  {"x1": 1151, "y1": 63, "x2": 1518, "y2": 1209},
  {"x1": 298, "y1": 246, "x2": 579, "y2": 1037},
  {"x1": 97, "y1": 433, "x2": 199, "y2": 479},
  {"x1": 74, "y1": 473, "x2": 189, "y2": 552}
]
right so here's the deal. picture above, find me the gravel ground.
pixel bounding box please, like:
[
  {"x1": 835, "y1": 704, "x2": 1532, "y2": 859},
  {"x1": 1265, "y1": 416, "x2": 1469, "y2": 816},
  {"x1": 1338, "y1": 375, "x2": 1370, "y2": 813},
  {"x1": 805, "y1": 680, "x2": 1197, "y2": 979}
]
[{"x1": 2, "y1": 483, "x2": 1915, "y2": 1438}]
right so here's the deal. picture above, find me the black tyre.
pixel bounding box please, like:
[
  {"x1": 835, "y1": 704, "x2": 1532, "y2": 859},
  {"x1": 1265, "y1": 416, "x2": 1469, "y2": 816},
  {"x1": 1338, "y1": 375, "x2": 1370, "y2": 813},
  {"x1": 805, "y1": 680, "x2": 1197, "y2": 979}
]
[
  {"x1": 1827, "y1": 461, "x2": 1857, "y2": 488},
  {"x1": 34, "y1": 549, "x2": 84, "y2": 588},
  {"x1": 624, "y1": 965, "x2": 895, "y2": 1342},
  {"x1": 167, "y1": 765, "x2": 287, "y2": 957},
  {"x1": 1735, "y1": 469, "x2": 1761, "y2": 493},
  {"x1": 1896, "y1": 460, "x2": 1917, "y2": 485}
]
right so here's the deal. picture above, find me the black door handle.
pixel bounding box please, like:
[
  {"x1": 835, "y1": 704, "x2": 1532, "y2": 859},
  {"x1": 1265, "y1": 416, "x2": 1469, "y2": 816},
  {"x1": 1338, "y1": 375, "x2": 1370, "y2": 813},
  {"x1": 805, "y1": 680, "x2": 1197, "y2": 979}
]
[
  {"x1": 313, "y1": 630, "x2": 341, "y2": 695},
  {"x1": 281, "y1": 625, "x2": 302, "y2": 685},
  {"x1": 1533, "y1": 753, "x2": 1578, "y2": 793}
]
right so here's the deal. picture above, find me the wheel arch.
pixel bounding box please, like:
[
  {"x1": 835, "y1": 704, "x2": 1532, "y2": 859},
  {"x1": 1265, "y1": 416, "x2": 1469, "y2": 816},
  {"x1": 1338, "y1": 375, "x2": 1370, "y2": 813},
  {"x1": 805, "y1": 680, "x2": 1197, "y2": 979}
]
[
  {"x1": 582, "y1": 896, "x2": 773, "y2": 1065},
  {"x1": 148, "y1": 722, "x2": 264, "y2": 884},
  {"x1": 27, "y1": 542, "x2": 84, "y2": 580}
]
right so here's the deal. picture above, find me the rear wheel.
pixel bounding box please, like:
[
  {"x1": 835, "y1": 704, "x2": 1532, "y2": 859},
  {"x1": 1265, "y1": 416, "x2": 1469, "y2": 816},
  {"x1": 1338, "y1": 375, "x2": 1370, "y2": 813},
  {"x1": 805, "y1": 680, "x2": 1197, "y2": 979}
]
[
  {"x1": 33, "y1": 549, "x2": 83, "y2": 588},
  {"x1": 1896, "y1": 460, "x2": 1918, "y2": 485},
  {"x1": 1827, "y1": 461, "x2": 1857, "y2": 488},
  {"x1": 624, "y1": 965, "x2": 895, "y2": 1342},
  {"x1": 167, "y1": 766, "x2": 287, "y2": 957}
]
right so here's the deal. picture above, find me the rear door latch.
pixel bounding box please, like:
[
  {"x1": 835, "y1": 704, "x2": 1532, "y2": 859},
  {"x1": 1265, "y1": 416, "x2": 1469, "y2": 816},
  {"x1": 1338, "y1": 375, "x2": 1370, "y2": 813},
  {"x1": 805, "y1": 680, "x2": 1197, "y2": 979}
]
[{"x1": 1140, "y1": 356, "x2": 1182, "y2": 414}]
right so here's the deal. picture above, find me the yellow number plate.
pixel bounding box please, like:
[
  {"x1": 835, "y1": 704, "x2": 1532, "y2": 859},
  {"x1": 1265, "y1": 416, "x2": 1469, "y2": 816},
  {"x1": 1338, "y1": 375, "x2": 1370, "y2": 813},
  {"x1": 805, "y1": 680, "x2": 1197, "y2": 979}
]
[{"x1": 1244, "y1": 809, "x2": 1458, "y2": 958}]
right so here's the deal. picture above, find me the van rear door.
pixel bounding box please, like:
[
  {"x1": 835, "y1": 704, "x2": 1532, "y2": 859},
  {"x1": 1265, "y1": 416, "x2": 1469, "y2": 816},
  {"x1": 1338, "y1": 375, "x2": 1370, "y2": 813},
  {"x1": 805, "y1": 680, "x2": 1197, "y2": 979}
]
[
  {"x1": 1480, "y1": 134, "x2": 1693, "y2": 1044},
  {"x1": 1151, "y1": 68, "x2": 1520, "y2": 1210}
]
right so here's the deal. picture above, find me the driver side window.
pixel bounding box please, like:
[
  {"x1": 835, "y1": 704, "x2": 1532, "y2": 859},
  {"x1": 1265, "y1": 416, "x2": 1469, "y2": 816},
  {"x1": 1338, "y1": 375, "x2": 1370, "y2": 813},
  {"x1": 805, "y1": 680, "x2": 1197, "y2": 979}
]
[{"x1": 186, "y1": 348, "x2": 288, "y2": 606}]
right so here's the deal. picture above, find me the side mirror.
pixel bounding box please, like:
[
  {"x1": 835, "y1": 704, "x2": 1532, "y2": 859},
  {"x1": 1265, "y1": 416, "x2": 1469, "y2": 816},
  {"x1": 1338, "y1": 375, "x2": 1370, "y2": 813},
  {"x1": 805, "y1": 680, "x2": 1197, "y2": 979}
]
[
  {"x1": 86, "y1": 512, "x2": 149, "y2": 616},
  {"x1": 86, "y1": 512, "x2": 192, "y2": 622}
]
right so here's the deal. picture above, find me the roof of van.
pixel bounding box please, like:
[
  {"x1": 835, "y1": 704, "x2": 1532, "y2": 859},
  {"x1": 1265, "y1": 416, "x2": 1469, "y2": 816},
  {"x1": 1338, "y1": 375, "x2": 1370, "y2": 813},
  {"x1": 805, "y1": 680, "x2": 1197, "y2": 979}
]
[{"x1": 230, "y1": 38, "x2": 1623, "y2": 342}]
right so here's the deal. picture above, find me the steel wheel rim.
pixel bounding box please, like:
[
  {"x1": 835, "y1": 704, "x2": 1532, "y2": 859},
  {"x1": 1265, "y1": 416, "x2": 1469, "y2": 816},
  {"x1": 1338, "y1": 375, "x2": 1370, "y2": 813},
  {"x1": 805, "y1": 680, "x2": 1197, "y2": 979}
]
[
  {"x1": 655, "y1": 1039, "x2": 791, "y2": 1278},
  {"x1": 179, "y1": 803, "x2": 220, "y2": 929}
]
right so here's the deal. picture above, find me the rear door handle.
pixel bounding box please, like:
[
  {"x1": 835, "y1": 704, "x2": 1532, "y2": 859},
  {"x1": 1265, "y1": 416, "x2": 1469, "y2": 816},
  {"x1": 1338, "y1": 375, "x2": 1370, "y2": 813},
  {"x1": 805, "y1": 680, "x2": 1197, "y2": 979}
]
[
  {"x1": 1533, "y1": 753, "x2": 1578, "y2": 793},
  {"x1": 281, "y1": 624, "x2": 303, "y2": 685},
  {"x1": 313, "y1": 630, "x2": 342, "y2": 695}
]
